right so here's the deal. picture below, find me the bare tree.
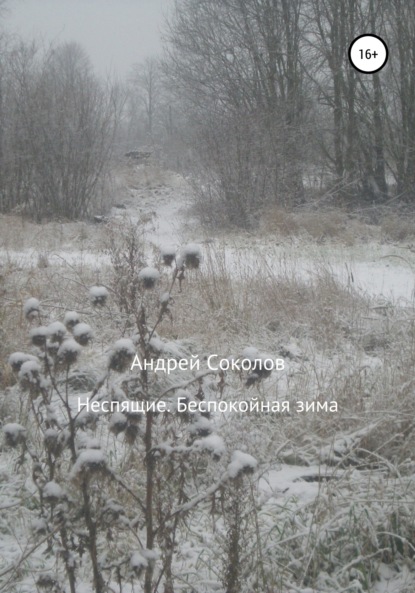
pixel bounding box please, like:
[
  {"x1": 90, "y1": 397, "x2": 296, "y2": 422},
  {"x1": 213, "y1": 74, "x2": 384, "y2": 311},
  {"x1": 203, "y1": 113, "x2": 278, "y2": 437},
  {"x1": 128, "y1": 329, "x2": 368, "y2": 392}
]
[
  {"x1": 0, "y1": 40, "x2": 123, "y2": 220},
  {"x1": 163, "y1": 0, "x2": 309, "y2": 227},
  {"x1": 304, "y1": 0, "x2": 390, "y2": 202},
  {"x1": 382, "y1": 0, "x2": 415, "y2": 200},
  {"x1": 129, "y1": 57, "x2": 161, "y2": 144}
]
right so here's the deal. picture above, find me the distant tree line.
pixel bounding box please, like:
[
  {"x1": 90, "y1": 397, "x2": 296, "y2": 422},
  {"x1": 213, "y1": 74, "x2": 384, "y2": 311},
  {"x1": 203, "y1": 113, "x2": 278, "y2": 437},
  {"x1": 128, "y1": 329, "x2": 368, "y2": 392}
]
[
  {"x1": 2, "y1": 0, "x2": 414, "y2": 226},
  {"x1": 0, "y1": 40, "x2": 122, "y2": 220},
  {"x1": 158, "y1": 0, "x2": 415, "y2": 227}
]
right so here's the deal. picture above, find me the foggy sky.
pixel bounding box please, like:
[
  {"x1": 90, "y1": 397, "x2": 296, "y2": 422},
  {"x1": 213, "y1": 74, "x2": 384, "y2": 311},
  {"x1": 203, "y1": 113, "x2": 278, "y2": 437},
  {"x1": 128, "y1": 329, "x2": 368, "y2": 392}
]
[{"x1": 5, "y1": 0, "x2": 174, "y2": 79}]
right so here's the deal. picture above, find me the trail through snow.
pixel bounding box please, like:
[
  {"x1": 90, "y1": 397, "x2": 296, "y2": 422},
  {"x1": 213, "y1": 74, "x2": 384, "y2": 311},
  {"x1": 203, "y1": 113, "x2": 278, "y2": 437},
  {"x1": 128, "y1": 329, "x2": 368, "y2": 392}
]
[{"x1": 1, "y1": 165, "x2": 415, "y2": 303}]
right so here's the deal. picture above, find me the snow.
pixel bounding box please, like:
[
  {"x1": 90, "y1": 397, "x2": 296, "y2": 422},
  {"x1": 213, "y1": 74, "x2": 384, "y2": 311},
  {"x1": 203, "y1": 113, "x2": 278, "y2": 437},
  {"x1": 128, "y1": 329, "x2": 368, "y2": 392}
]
[
  {"x1": 259, "y1": 465, "x2": 337, "y2": 505},
  {"x1": 177, "y1": 242, "x2": 203, "y2": 268},
  {"x1": 18, "y1": 359, "x2": 42, "y2": 381},
  {"x1": 64, "y1": 311, "x2": 80, "y2": 327},
  {"x1": 47, "y1": 321, "x2": 67, "y2": 341},
  {"x1": 372, "y1": 563, "x2": 415, "y2": 593},
  {"x1": 77, "y1": 436, "x2": 101, "y2": 450},
  {"x1": 148, "y1": 335, "x2": 188, "y2": 358},
  {"x1": 112, "y1": 338, "x2": 136, "y2": 354},
  {"x1": 183, "y1": 243, "x2": 202, "y2": 256},
  {"x1": 227, "y1": 450, "x2": 258, "y2": 478},
  {"x1": 73, "y1": 322, "x2": 92, "y2": 337},
  {"x1": 241, "y1": 346, "x2": 260, "y2": 360},
  {"x1": 73, "y1": 322, "x2": 94, "y2": 344},
  {"x1": 193, "y1": 434, "x2": 226, "y2": 457},
  {"x1": 58, "y1": 338, "x2": 82, "y2": 356},
  {"x1": 108, "y1": 338, "x2": 136, "y2": 372},
  {"x1": 44, "y1": 428, "x2": 59, "y2": 440},
  {"x1": 189, "y1": 416, "x2": 212, "y2": 436},
  {"x1": 130, "y1": 551, "x2": 148, "y2": 569},
  {"x1": 3, "y1": 423, "x2": 26, "y2": 438},
  {"x1": 138, "y1": 266, "x2": 160, "y2": 281},
  {"x1": 29, "y1": 326, "x2": 49, "y2": 344},
  {"x1": 4, "y1": 169, "x2": 415, "y2": 593},
  {"x1": 89, "y1": 285, "x2": 109, "y2": 297},
  {"x1": 89, "y1": 285, "x2": 109, "y2": 305},
  {"x1": 160, "y1": 244, "x2": 176, "y2": 256},
  {"x1": 42, "y1": 481, "x2": 65, "y2": 500},
  {"x1": 142, "y1": 548, "x2": 160, "y2": 561},
  {"x1": 23, "y1": 297, "x2": 40, "y2": 317},
  {"x1": 70, "y1": 449, "x2": 106, "y2": 477},
  {"x1": 4, "y1": 177, "x2": 415, "y2": 304},
  {"x1": 109, "y1": 412, "x2": 128, "y2": 431},
  {"x1": 8, "y1": 352, "x2": 39, "y2": 372},
  {"x1": 31, "y1": 518, "x2": 48, "y2": 534}
]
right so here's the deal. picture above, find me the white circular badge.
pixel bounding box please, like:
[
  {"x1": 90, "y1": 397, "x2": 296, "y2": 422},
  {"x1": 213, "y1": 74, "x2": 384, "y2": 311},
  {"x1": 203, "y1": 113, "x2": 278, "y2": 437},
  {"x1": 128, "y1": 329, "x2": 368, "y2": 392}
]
[{"x1": 349, "y1": 34, "x2": 388, "y2": 73}]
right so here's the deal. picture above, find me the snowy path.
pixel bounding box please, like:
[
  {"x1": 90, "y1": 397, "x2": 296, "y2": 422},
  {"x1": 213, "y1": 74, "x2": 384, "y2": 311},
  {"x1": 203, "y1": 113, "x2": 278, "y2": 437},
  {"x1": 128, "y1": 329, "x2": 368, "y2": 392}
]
[{"x1": 1, "y1": 165, "x2": 415, "y2": 303}]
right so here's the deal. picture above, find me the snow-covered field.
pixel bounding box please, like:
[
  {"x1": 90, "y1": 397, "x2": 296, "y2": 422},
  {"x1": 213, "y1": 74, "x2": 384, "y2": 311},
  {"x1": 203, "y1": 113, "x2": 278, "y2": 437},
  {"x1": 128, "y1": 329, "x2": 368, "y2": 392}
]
[
  {"x1": 2, "y1": 164, "x2": 415, "y2": 304},
  {"x1": 1, "y1": 163, "x2": 415, "y2": 593}
]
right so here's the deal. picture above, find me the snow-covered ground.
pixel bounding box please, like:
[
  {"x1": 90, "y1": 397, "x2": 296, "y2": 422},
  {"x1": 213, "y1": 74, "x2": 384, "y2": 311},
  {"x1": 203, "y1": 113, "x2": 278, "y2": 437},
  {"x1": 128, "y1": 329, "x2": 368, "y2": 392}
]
[
  {"x1": 2, "y1": 164, "x2": 415, "y2": 593},
  {"x1": 2, "y1": 164, "x2": 414, "y2": 304}
]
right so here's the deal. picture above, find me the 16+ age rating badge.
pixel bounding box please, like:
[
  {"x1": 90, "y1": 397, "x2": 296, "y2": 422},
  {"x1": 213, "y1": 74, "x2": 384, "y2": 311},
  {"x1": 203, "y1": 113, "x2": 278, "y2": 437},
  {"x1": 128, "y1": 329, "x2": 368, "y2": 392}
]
[{"x1": 349, "y1": 34, "x2": 388, "y2": 73}]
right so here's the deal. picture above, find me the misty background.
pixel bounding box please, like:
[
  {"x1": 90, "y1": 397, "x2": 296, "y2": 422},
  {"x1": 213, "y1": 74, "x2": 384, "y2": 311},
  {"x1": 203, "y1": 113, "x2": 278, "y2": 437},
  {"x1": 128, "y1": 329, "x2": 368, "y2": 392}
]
[
  {"x1": 5, "y1": 0, "x2": 171, "y2": 77},
  {"x1": 1, "y1": 0, "x2": 415, "y2": 228},
  {"x1": 3, "y1": 3, "x2": 415, "y2": 593}
]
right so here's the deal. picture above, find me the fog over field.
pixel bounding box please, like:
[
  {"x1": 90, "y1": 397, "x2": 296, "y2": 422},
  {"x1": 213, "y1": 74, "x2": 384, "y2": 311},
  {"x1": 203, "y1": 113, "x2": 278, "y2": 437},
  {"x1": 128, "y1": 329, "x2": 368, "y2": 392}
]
[{"x1": 6, "y1": 0, "x2": 172, "y2": 76}]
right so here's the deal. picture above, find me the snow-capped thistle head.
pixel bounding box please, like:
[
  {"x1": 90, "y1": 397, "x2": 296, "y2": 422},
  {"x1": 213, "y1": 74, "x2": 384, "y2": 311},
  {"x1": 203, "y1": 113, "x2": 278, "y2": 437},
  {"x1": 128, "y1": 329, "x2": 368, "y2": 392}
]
[
  {"x1": 125, "y1": 419, "x2": 140, "y2": 445},
  {"x1": 160, "y1": 244, "x2": 176, "y2": 267},
  {"x1": 76, "y1": 434, "x2": 101, "y2": 451},
  {"x1": 47, "y1": 321, "x2": 67, "y2": 344},
  {"x1": 30, "y1": 326, "x2": 49, "y2": 347},
  {"x1": 70, "y1": 449, "x2": 107, "y2": 482},
  {"x1": 31, "y1": 518, "x2": 48, "y2": 536},
  {"x1": 89, "y1": 285, "x2": 109, "y2": 307},
  {"x1": 23, "y1": 297, "x2": 40, "y2": 320},
  {"x1": 46, "y1": 339, "x2": 60, "y2": 359},
  {"x1": 181, "y1": 243, "x2": 202, "y2": 269},
  {"x1": 36, "y1": 574, "x2": 63, "y2": 592},
  {"x1": 75, "y1": 410, "x2": 98, "y2": 430},
  {"x1": 193, "y1": 433, "x2": 226, "y2": 461},
  {"x1": 159, "y1": 291, "x2": 173, "y2": 320},
  {"x1": 18, "y1": 360, "x2": 42, "y2": 390},
  {"x1": 42, "y1": 481, "x2": 66, "y2": 504},
  {"x1": 227, "y1": 450, "x2": 258, "y2": 479},
  {"x1": 57, "y1": 339, "x2": 82, "y2": 366},
  {"x1": 160, "y1": 291, "x2": 171, "y2": 305},
  {"x1": 108, "y1": 338, "x2": 136, "y2": 372},
  {"x1": 64, "y1": 310, "x2": 80, "y2": 330},
  {"x1": 102, "y1": 499, "x2": 126, "y2": 524},
  {"x1": 109, "y1": 412, "x2": 128, "y2": 436},
  {"x1": 138, "y1": 266, "x2": 160, "y2": 289},
  {"x1": 8, "y1": 352, "x2": 39, "y2": 373},
  {"x1": 73, "y1": 322, "x2": 94, "y2": 346},
  {"x1": 43, "y1": 429, "x2": 64, "y2": 457},
  {"x1": 189, "y1": 416, "x2": 212, "y2": 438},
  {"x1": 130, "y1": 551, "x2": 148, "y2": 576},
  {"x1": 3, "y1": 423, "x2": 26, "y2": 448},
  {"x1": 241, "y1": 346, "x2": 260, "y2": 362},
  {"x1": 240, "y1": 346, "x2": 273, "y2": 386}
]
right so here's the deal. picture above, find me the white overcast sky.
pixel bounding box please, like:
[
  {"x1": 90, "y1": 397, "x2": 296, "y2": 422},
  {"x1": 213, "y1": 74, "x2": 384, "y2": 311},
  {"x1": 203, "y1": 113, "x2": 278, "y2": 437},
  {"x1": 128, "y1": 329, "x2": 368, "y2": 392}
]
[{"x1": 4, "y1": 0, "x2": 174, "y2": 79}]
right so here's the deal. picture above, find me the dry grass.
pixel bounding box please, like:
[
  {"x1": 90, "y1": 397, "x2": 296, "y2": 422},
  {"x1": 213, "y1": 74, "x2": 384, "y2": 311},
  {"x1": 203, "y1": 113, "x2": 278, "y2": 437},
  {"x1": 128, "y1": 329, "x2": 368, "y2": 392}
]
[
  {"x1": 3, "y1": 217, "x2": 415, "y2": 593},
  {"x1": 179, "y1": 246, "x2": 367, "y2": 352},
  {"x1": 2, "y1": 220, "x2": 415, "y2": 454},
  {"x1": 160, "y1": 244, "x2": 415, "y2": 459},
  {"x1": 0, "y1": 213, "x2": 103, "y2": 253},
  {"x1": 380, "y1": 212, "x2": 415, "y2": 242},
  {"x1": 261, "y1": 206, "x2": 377, "y2": 244},
  {"x1": 116, "y1": 162, "x2": 187, "y2": 192}
]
